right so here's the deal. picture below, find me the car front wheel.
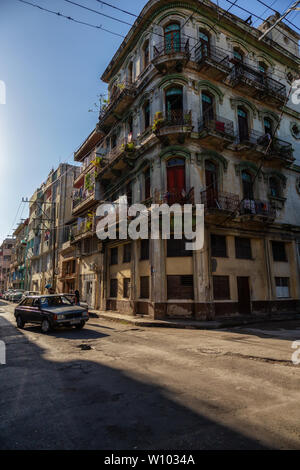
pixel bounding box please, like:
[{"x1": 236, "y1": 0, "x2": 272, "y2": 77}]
[
  {"x1": 75, "y1": 321, "x2": 85, "y2": 330},
  {"x1": 41, "y1": 319, "x2": 51, "y2": 334},
  {"x1": 16, "y1": 315, "x2": 25, "y2": 329}
]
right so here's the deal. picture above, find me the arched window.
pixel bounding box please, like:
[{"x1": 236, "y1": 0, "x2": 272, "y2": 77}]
[
  {"x1": 205, "y1": 160, "x2": 218, "y2": 207},
  {"x1": 166, "y1": 158, "x2": 186, "y2": 200},
  {"x1": 238, "y1": 107, "x2": 249, "y2": 142},
  {"x1": 165, "y1": 86, "x2": 183, "y2": 123},
  {"x1": 242, "y1": 171, "x2": 254, "y2": 200},
  {"x1": 269, "y1": 177, "x2": 280, "y2": 198},
  {"x1": 143, "y1": 40, "x2": 150, "y2": 69},
  {"x1": 233, "y1": 48, "x2": 244, "y2": 63},
  {"x1": 198, "y1": 29, "x2": 210, "y2": 60},
  {"x1": 259, "y1": 61, "x2": 268, "y2": 74},
  {"x1": 164, "y1": 23, "x2": 181, "y2": 53},
  {"x1": 202, "y1": 91, "x2": 214, "y2": 121},
  {"x1": 264, "y1": 117, "x2": 273, "y2": 137},
  {"x1": 128, "y1": 62, "x2": 133, "y2": 83},
  {"x1": 144, "y1": 167, "x2": 151, "y2": 200},
  {"x1": 143, "y1": 100, "x2": 150, "y2": 130}
]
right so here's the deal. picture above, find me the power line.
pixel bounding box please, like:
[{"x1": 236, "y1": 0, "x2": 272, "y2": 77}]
[
  {"x1": 255, "y1": 0, "x2": 300, "y2": 33},
  {"x1": 15, "y1": 0, "x2": 126, "y2": 38},
  {"x1": 63, "y1": 0, "x2": 132, "y2": 27}
]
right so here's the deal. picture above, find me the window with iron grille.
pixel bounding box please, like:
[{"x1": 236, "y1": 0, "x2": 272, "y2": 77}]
[
  {"x1": 167, "y1": 275, "x2": 194, "y2": 299},
  {"x1": 140, "y1": 276, "x2": 149, "y2": 299},
  {"x1": 275, "y1": 277, "x2": 290, "y2": 298},
  {"x1": 123, "y1": 278, "x2": 130, "y2": 298},
  {"x1": 110, "y1": 278, "x2": 118, "y2": 298},
  {"x1": 211, "y1": 234, "x2": 227, "y2": 258},
  {"x1": 140, "y1": 239, "x2": 149, "y2": 260},
  {"x1": 123, "y1": 243, "x2": 131, "y2": 263},
  {"x1": 213, "y1": 276, "x2": 230, "y2": 300},
  {"x1": 110, "y1": 247, "x2": 118, "y2": 265},
  {"x1": 272, "y1": 241, "x2": 287, "y2": 262},
  {"x1": 167, "y1": 238, "x2": 192, "y2": 257},
  {"x1": 235, "y1": 237, "x2": 252, "y2": 259}
]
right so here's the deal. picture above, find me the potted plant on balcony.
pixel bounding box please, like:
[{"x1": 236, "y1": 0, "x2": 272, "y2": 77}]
[
  {"x1": 152, "y1": 111, "x2": 164, "y2": 133},
  {"x1": 84, "y1": 173, "x2": 94, "y2": 192}
]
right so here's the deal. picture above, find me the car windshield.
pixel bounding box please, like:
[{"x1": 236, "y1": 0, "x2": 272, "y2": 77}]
[{"x1": 40, "y1": 296, "x2": 72, "y2": 308}]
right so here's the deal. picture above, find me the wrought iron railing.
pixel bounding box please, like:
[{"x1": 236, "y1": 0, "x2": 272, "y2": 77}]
[
  {"x1": 157, "y1": 110, "x2": 192, "y2": 130},
  {"x1": 230, "y1": 62, "x2": 286, "y2": 98},
  {"x1": 239, "y1": 199, "x2": 276, "y2": 219},
  {"x1": 153, "y1": 39, "x2": 190, "y2": 59},
  {"x1": 99, "y1": 81, "x2": 136, "y2": 121},
  {"x1": 201, "y1": 189, "x2": 240, "y2": 212},
  {"x1": 195, "y1": 45, "x2": 230, "y2": 68},
  {"x1": 72, "y1": 187, "x2": 95, "y2": 210},
  {"x1": 237, "y1": 130, "x2": 294, "y2": 159},
  {"x1": 199, "y1": 115, "x2": 234, "y2": 138}
]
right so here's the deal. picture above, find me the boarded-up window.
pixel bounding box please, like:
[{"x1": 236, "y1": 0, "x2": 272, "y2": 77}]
[
  {"x1": 167, "y1": 275, "x2": 194, "y2": 299},
  {"x1": 213, "y1": 275, "x2": 230, "y2": 300},
  {"x1": 110, "y1": 247, "x2": 118, "y2": 265},
  {"x1": 123, "y1": 243, "x2": 131, "y2": 263},
  {"x1": 211, "y1": 234, "x2": 227, "y2": 257},
  {"x1": 167, "y1": 238, "x2": 192, "y2": 257},
  {"x1": 110, "y1": 278, "x2": 118, "y2": 298},
  {"x1": 140, "y1": 276, "x2": 149, "y2": 299},
  {"x1": 123, "y1": 278, "x2": 130, "y2": 298},
  {"x1": 140, "y1": 239, "x2": 149, "y2": 260},
  {"x1": 235, "y1": 237, "x2": 252, "y2": 259},
  {"x1": 275, "y1": 277, "x2": 290, "y2": 298},
  {"x1": 272, "y1": 241, "x2": 287, "y2": 262}
]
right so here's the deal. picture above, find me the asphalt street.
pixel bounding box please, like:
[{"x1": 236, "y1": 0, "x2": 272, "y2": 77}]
[{"x1": 0, "y1": 300, "x2": 300, "y2": 450}]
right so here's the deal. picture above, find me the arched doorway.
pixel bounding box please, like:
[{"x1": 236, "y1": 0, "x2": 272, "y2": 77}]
[
  {"x1": 205, "y1": 160, "x2": 218, "y2": 207},
  {"x1": 198, "y1": 29, "x2": 210, "y2": 60},
  {"x1": 165, "y1": 86, "x2": 183, "y2": 123},
  {"x1": 238, "y1": 107, "x2": 249, "y2": 142},
  {"x1": 164, "y1": 23, "x2": 181, "y2": 53},
  {"x1": 166, "y1": 158, "x2": 186, "y2": 204},
  {"x1": 242, "y1": 171, "x2": 254, "y2": 200}
]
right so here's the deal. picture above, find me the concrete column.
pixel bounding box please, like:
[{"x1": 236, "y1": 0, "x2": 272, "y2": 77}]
[{"x1": 130, "y1": 240, "x2": 139, "y2": 315}]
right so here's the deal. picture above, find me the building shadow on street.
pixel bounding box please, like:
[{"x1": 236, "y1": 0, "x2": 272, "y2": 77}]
[{"x1": 0, "y1": 315, "x2": 274, "y2": 450}]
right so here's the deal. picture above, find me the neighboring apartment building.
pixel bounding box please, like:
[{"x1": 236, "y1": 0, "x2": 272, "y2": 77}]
[
  {"x1": 0, "y1": 238, "x2": 15, "y2": 292},
  {"x1": 9, "y1": 219, "x2": 29, "y2": 290},
  {"x1": 67, "y1": 130, "x2": 104, "y2": 308},
  {"x1": 73, "y1": 0, "x2": 300, "y2": 319},
  {"x1": 26, "y1": 164, "x2": 79, "y2": 293}
]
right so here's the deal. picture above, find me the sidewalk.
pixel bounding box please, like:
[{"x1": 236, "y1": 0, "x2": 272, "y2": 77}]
[{"x1": 89, "y1": 309, "x2": 300, "y2": 330}]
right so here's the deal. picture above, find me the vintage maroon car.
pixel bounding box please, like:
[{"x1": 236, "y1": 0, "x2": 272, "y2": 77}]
[{"x1": 14, "y1": 294, "x2": 89, "y2": 333}]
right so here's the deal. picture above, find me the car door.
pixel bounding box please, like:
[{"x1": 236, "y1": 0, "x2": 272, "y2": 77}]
[
  {"x1": 31, "y1": 298, "x2": 43, "y2": 323},
  {"x1": 20, "y1": 298, "x2": 34, "y2": 322}
]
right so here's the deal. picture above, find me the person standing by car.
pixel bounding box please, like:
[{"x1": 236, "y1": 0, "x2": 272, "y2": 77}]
[{"x1": 74, "y1": 290, "x2": 80, "y2": 305}]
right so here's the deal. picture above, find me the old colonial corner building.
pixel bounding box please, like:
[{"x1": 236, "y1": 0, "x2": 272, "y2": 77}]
[{"x1": 70, "y1": 0, "x2": 300, "y2": 320}]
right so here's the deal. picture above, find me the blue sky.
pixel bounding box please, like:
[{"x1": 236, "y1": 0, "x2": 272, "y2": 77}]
[{"x1": 0, "y1": 0, "x2": 298, "y2": 242}]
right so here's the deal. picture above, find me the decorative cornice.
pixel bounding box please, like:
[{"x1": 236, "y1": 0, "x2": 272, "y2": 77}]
[
  {"x1": 198, "y1": 80, "x2": 224, "y2": 104},
  {"x1": 197, "y1": 150, "x2": 228, "y2": 172},
  {"x1": 230, "y1": 97, "x2": 258, "y2": 117}
]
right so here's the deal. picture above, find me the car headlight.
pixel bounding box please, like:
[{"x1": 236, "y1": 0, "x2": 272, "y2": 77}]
[{"x1": 56, "y1": 314, "x2": 66, "y2": 320}]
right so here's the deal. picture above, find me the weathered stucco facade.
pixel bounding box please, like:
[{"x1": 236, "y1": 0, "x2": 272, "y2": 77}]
[{"x1": 72, "y1": 0, "x2": 300, "y2": 319}]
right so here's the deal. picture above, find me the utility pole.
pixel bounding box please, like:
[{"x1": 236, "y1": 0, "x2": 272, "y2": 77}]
[
  {"x1": 51, "y1": 202, "x2": 57, "y2": 291},
  {"x1": 258, "y1": 1, "x2": 300, "y2": 41}
]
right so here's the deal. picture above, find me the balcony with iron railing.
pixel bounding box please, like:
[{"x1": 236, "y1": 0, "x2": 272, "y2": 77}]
[
  {"x1": 201, "y1": 189, "x2": 240, "y2": 215},
  {"x1": 239, "y1": 199, "x2": 276, "y2": 222},
  {"x1": 195, "y1": 45, "x2": 231, "y2": 80},
  {"x1": 235, "y1": 130, "x2": 294, "y2": 164},
  {"x1": 70, "y1": 216, "x2": 95, "y2": 243},
  {"x1": 153, "y1": 39, "x2": 190, "y2": 72},
  {"x1": 227, "y1": 61, "x2": 287, "y2": 103},
  {"x1": 72, "y1": 185, "x2": 96, "y2": 215},
  {"x1": 153, "y1": 110, "x2": 193, "y2": 140},
  {"x1": 98, "y1": 81, "x2": 137, "y2": 129},
  {"x1": 198, "y1": 115, "x2": 235, "y2": 149}
]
